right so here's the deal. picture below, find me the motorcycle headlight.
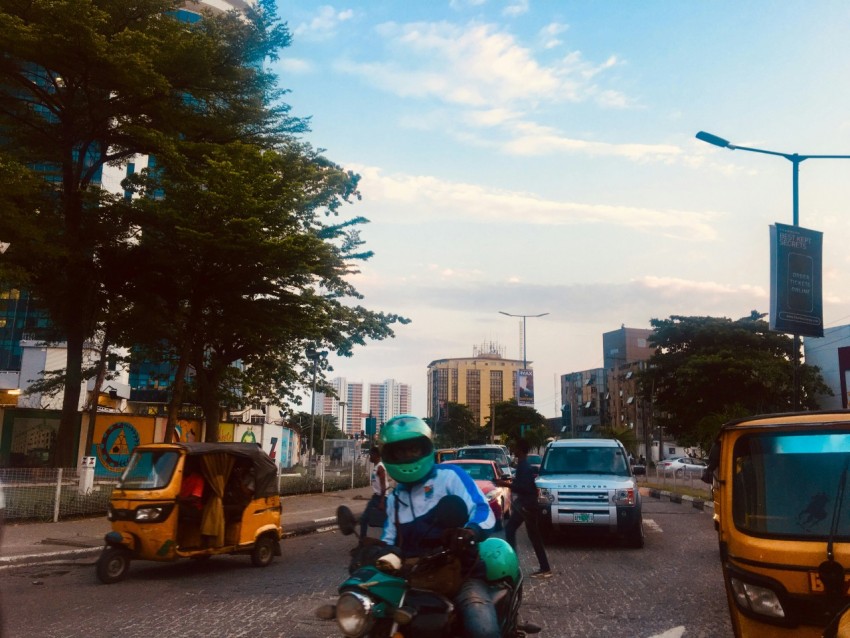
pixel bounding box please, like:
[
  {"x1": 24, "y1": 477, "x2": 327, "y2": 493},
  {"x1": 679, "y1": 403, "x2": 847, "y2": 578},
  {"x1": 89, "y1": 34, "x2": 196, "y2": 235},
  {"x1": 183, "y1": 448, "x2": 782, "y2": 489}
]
[
  {"x1": 729, "y1": 576, "x2": 785, "y2": 619},
  {"x1": 335, "y1": 591, "x2": 374, "y2": 637},
  {"x1": 135, "y1": 506, "x2": 166, "y2": 522}
]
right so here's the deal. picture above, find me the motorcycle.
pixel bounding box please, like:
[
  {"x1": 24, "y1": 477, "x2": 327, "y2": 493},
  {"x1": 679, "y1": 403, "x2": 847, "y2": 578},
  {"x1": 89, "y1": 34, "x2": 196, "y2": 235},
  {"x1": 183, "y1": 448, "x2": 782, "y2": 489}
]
[{"x1": 315, "y1": 494, "x2": 541, "y2": 638}]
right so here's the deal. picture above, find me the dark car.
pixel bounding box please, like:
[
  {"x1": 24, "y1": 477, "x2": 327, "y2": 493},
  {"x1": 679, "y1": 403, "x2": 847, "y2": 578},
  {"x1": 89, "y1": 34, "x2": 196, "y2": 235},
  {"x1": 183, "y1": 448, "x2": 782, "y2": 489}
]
[{"x1": 526, "y1": 454, "x2": 542, "y2": 476}]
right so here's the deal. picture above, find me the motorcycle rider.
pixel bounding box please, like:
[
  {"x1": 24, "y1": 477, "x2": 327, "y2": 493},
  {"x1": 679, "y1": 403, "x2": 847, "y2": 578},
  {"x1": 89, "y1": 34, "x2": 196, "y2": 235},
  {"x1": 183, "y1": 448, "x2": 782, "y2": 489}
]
[{"x1": 379, "y1": 414, "x2": 500, "y2": 638}]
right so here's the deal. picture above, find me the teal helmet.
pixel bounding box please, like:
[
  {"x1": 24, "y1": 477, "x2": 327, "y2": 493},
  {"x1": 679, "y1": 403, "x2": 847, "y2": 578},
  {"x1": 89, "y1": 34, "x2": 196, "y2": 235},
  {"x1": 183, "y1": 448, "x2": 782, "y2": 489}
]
[
  {"x1": 477, "y1": 537, "x2": 520, "y2": 584},
  {"x1": 379, "y1": 415, "x2": 434, "y2": 484}
]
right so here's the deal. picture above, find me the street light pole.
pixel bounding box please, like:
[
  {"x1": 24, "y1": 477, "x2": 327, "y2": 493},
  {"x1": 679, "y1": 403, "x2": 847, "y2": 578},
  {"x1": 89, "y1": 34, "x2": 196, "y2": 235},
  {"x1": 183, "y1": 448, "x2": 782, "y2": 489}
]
[
  {"x1": 696, "y1": 131, "x2": 850, "y2": 409},
  {"x1": 306, "y1": 347, "x2": 327, "y2": 469},
  {"x1": 339, "y1": 400, "x2": 347, "y2": 436},
  {"x1": 498, "y1": 311, "x2": 549, "y2": 369}
]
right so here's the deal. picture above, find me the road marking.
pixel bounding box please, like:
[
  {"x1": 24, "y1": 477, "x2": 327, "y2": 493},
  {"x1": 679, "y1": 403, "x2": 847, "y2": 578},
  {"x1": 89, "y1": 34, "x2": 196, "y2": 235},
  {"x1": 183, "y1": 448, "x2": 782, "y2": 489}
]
[
  {"x1": 644, "y1": 518, "x2": 663, "y2": 533},
  {"x1": 647, "y1": 627, "x2": 685, "y2": 638}
]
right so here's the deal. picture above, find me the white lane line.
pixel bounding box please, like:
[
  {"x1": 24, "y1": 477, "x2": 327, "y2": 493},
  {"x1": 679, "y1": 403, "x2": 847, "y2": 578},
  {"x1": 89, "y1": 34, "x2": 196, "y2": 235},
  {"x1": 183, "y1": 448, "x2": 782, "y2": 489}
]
[{"x1": 644, "y1": 518, "x2": 663, "y2": 533}]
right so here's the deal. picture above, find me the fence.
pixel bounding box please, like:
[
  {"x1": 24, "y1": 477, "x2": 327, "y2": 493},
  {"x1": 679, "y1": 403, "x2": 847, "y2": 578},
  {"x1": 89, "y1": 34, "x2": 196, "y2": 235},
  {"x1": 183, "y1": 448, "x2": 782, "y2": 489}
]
[
  {"x1": 0, "y1": 467, "x2": 117, "y2": 523},
  {"x1": 638, "y1": 465, "x2": 712, "y2": 498},
  {"x1": 0, "y1": 462, "x2": 372, "y2": 523}
]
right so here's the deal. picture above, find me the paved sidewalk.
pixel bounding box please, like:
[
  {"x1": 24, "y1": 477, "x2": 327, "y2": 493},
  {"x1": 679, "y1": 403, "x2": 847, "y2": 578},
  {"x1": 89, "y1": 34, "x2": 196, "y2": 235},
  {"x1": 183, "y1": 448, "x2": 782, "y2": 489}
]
[{"x1": 0, "y1": 485, "x2": 373, "y2": 568}]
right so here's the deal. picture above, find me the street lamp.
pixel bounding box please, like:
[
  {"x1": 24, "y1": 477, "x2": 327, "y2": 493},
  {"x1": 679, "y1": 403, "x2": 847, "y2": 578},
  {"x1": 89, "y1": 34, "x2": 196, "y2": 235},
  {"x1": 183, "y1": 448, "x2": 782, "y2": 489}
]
[
  {"x1": 306, "y1": 347, "x2": 327, "y2": 467},
  {"x1": 696, "y1": 131, "x2": 850, "y2": 409},
  {"x1": 498, "y1": 311, "x2": 549, "y2": 369}
]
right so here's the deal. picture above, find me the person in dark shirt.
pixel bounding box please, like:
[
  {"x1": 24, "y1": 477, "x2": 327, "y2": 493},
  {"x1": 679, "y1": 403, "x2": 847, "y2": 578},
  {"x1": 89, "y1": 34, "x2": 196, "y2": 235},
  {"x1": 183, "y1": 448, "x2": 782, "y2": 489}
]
[{"x1": 499, "y1": 438, "x2": 551, "y2": 578}]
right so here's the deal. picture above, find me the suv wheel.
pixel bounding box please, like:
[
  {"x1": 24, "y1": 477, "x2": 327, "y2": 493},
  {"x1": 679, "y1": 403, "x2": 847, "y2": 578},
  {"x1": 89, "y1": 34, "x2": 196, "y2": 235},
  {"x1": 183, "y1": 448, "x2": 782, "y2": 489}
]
[{"x1": 624, "y1": 521, "x2": 644, "y2": 549}]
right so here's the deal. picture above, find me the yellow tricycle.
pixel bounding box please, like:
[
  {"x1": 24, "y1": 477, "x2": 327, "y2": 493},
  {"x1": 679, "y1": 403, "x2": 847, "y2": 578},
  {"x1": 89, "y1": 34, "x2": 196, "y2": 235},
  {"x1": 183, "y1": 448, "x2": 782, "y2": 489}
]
[
  {"x1": 96, "y1": 442, "x2": 282, "y2": 583},
  {"x1": 709, "y1": 411, "x2": 850, "y2": 637}
]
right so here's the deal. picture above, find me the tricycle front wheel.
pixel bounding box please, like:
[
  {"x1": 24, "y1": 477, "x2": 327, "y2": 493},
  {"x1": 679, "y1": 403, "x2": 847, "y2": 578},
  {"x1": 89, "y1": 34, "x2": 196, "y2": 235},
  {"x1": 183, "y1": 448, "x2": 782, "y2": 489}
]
[
  {"x1": 96, "y1": 547, "x2": 132, "y2": 584},
  {"x1": 251, "y1": 535, "x2": 276, "y2": 567}
]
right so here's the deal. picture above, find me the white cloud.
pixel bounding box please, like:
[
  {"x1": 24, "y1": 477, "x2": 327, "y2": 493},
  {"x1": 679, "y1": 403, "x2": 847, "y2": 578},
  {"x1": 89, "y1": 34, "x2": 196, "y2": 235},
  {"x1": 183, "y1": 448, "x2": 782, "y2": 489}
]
[
  {"x1": 499, "y1": 121, "x2": 679, "y2": 160},
  {"x1": 294, "y1": 5, "x2": 354, "y2": 40},
  {"x1": 277, "y1": 57, "x2": 313, "y2": 74},
  {"x1": 348, "y1": 164, "x2": 719, "y2": 240},
  {"x1": 539, "y1": 22, "x2": 568, "y2": 49},
  {"x1": 503, "y1": 0, "x2": 529, "y2": 18},
  {"x1": 342, "y1": 21, "x2": 622, "y2": 108}
]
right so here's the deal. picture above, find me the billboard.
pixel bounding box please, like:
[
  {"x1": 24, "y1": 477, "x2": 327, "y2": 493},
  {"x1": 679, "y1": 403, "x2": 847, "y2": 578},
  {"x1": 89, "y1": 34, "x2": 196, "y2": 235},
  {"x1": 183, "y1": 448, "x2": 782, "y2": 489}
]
[
  {"x1": 517, "y1": 369, "x2": 535, "y2": 406},
  {"x1": 769, "y1": 223, "x2": 823, "y2": 337}
]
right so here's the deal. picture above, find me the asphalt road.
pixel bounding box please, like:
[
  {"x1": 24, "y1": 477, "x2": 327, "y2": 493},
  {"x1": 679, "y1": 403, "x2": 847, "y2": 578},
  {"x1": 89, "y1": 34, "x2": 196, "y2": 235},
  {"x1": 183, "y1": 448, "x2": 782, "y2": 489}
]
[{"x1": 0, "y1": 496, "x2": 732, "y2": 638}]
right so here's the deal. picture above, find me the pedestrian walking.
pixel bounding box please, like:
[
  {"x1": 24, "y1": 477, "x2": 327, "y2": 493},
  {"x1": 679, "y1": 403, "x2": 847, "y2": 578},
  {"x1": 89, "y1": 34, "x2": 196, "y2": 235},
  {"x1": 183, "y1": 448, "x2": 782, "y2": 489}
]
[
  {"x1": 360, "y1": 446, "x2": 388, "y2": 537},
  {"x1": 499, "y1": 438, "x2": 551, "y2": 578}
]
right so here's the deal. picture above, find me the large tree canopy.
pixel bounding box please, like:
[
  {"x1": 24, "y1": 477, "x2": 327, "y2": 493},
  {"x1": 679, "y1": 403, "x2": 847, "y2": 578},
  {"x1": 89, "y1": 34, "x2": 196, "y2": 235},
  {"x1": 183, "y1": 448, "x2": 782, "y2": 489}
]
[
  {"x1": 0, "y1": 0, "x2": 408, "y2": 463},
  {"x1": 638, "y1": 312, "x2": 831, "y2": 449},
  {"x1": 125, "y1": 140, "x2": 407, "y2": 441}
]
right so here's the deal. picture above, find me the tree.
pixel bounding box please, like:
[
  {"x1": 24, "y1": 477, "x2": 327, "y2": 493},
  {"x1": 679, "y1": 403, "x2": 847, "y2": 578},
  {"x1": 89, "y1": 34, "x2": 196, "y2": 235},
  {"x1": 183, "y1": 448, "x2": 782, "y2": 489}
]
[
  {"x1": 0, "y1": 0, "x2": 296, "y2": 465},
  {"x1": 432, "y1": 402, "x2": 479, "y2": 448},
  {"x1": 638, "y1": 312, "x2": 832, "y2": 446},
  {"x1": 488, "y1": 399, "x2": 548, "y2": 445},
  {"x1": 124, "y1": 140, "x2": 408, "y2": 442},
  {"x1": 290, "y1": 411, "x2": 343, "y2": 456}
]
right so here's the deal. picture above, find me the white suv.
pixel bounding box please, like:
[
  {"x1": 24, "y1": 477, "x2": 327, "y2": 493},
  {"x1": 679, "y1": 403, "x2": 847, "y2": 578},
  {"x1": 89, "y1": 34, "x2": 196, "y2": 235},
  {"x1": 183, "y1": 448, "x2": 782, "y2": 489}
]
[{"x1": 535, "y1": 439, "x2": 644, "y2": 548}]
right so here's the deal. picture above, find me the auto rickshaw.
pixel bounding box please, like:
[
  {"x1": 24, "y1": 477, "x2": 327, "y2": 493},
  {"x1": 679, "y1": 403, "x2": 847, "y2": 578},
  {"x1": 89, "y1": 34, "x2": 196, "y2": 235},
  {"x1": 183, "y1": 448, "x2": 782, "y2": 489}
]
[
  {"x1": 96, "y1": 442, "x2": 283, "y2": 584},
  {"x1": 710, "y1": 411, "x2": 850, "y2": 636}
]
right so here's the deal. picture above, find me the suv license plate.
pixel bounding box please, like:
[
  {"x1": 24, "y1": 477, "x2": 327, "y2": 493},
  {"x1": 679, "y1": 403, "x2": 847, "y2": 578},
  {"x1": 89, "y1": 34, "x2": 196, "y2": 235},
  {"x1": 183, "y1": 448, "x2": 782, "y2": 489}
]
[{"x1": 573, "y1": 513, "x2": 594, "y2": 523}]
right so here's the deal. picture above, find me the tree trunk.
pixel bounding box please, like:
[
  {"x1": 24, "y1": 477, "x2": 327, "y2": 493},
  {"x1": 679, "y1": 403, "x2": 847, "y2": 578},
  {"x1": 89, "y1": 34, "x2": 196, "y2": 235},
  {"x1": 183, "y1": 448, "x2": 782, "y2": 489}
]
[
  {"x1": 84, "y1": 322, "x2": 113, "y2": 456},
  {"x1": 196, "y1": 363, "x2": 223, "y2": 443},
  {"x1": 55, "y1": 320, "x2": 85, "y2": 468},
  {"x1": 164, "y1": 344, "x2": 191, "y2": 443}
]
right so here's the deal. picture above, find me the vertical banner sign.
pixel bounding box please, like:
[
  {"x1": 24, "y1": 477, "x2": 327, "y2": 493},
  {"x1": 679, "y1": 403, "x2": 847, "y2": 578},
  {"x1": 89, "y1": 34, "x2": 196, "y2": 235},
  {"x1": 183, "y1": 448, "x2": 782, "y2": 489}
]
[
  {"x1": 517, "y1": 369, "x2": 535, "y2": 406},
  {"x1": 769, "y1": 223, "x2": 824, "y2": 337}
]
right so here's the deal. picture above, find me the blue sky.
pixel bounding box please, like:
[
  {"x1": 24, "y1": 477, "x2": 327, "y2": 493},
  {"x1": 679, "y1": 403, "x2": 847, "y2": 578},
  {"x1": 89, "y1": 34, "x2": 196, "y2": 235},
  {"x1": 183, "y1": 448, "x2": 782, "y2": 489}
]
[{"x1": 273, "y1": 0, "x2": 850, "y2": 418}]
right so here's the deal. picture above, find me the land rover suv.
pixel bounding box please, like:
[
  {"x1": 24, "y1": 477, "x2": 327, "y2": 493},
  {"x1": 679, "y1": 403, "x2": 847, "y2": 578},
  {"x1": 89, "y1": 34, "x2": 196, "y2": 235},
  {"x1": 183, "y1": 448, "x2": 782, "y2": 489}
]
[{"x1": 536, "y1": 438, "x2": 644, "y2": 548}]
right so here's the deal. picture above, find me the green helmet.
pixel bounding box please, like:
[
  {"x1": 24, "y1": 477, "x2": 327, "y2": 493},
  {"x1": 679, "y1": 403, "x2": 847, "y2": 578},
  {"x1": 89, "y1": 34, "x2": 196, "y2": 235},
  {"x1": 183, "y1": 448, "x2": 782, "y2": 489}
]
[
  {"x1": 477, "y1": 537, "x2": 520, "y2": 584},
  {"x1": 379, "y1": 414, "x2": 434, "y2": 484}
]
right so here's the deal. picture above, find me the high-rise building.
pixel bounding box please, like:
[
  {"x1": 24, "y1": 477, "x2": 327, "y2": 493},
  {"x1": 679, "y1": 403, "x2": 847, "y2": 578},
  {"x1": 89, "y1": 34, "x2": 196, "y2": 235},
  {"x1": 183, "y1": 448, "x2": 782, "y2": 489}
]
[
  {"x1": 318, "y1": 377, "x2": 412, "y2": 437},
  {"x1": 427, "y1": 342, "x2": 525, "y2": 429},
  {"x1": 317, "y1": 379, "x2": 364, "y2": 436},
  {"x1": 368, "y1": 379, "x2": 413, "y2": 427},
  {"x1": 602, "y1": 326, "x2": 653, "y2": 371}
]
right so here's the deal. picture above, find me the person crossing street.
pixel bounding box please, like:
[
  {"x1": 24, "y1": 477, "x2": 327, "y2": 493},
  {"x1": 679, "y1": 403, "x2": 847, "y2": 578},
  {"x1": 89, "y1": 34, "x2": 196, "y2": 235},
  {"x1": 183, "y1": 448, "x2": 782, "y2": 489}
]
[{"x1": 500, "y1": 438, "x2": 552, "y2": 578}]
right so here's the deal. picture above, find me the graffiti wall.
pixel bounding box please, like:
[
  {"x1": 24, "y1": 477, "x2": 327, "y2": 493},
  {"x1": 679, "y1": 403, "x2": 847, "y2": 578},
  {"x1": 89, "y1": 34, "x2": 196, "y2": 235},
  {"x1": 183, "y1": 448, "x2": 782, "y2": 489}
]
[{"x1": 91, "y1": 415, "x2": 156, "y2": 476}]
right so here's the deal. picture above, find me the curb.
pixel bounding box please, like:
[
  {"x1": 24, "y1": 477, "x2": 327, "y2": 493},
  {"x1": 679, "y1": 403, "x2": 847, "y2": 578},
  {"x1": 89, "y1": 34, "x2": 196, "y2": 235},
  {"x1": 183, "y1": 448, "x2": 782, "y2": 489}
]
[
  {"x1": 0, "y1": 510, "x2": 364, "y2": 570},
  {"x1": 647, "y1": 488, "x2": 713, "y2": 512}
]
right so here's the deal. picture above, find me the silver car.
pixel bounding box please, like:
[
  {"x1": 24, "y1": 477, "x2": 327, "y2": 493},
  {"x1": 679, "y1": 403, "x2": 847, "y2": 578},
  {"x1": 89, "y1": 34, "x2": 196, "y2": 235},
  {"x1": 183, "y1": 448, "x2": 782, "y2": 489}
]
[{"x1": 656, "y1": 456, "x2": 707, "y2": 477}]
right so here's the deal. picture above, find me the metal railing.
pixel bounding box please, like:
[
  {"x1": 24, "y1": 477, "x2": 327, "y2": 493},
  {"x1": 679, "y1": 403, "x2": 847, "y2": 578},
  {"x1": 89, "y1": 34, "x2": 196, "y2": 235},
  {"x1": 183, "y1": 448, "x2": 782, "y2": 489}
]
[
  {"x1": 0, "y1": 462, "x2": 373, "y2": 523},
  {"x1": 636, "y1": 466, "x2": 712, "y2": 498}
]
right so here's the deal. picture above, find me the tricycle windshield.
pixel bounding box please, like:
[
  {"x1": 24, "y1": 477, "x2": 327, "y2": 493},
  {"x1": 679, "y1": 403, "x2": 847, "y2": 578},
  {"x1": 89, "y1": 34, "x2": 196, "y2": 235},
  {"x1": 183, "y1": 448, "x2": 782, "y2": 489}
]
[
  {"x1": 732, "y1": 431, "x2": 850, "y2": 539},
  {"x1": 119, "y1": 450, "x2": 180, "y2": 490}
]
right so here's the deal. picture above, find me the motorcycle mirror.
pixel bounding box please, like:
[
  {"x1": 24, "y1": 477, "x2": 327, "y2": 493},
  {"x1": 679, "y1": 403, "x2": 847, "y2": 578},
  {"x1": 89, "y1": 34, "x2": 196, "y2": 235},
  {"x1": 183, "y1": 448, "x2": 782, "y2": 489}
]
[
  {"x1": 433, "y1": 495, "x2": 468, "y2": 528},
  {"x1": 337, "y1": 505, "x2": 357, "y2": 536}
]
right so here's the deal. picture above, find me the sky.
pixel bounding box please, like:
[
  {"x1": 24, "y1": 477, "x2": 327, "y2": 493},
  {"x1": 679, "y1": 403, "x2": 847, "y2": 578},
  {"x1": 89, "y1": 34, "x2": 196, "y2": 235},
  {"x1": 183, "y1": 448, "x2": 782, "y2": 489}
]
[{"x1": 272, "y1": 0, "x2": 850, "y2": 419}]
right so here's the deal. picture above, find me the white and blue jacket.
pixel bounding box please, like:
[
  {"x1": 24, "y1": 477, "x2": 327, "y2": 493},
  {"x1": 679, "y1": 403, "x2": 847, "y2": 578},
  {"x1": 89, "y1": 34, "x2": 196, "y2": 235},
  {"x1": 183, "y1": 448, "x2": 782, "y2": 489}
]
[{"x1": 381, "y1": 464, "x2": 495, "y2": 558}]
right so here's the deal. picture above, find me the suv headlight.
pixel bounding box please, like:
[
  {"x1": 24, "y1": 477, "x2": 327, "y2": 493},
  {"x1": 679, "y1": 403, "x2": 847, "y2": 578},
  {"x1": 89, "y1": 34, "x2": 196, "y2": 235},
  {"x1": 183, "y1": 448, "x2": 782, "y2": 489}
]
[
  {"x1": 613, "y1": 488, "x2": 636, "y2": 506},
  {"x1": 538, "y1": 488, "x2": 555, "y2": 504},
  {"x1": 336, "y1": 591, "x2": 374, "y2": 637},
  {"x1": 729, "y1": 576, "x2": 785, "y2": 619}
]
